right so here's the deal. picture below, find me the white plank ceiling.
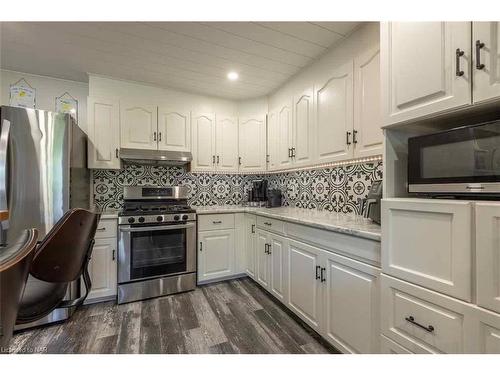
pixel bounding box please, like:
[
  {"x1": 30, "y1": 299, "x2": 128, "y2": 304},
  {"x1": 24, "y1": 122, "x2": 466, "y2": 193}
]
[{"x1": 1, "y1": 22, "x2": 360, "y2": 99}]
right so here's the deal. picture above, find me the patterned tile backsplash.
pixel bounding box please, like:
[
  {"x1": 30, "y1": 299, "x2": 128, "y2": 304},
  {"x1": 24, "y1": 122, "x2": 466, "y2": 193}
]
[{"x1": 93, "y1": 162, "x2": 383, "y2": 215}]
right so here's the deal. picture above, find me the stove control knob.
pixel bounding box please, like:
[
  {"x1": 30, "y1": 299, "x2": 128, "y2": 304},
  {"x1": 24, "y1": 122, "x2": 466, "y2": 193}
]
[
  {"x1": 138, "y1": 217, "x2": 145, "y2": 223},
  {"x1": 173, "y1": 215, "x2": 180, "y2": 221},
  {"x1": 157, "y1": 216, "x2": 163, "y2": 222},
  {"x1": 128, "y1": 217, "x2": 135, "y2": 224},
  {"x1": 182, "y1": 214, "x2": 189, "y2": 221}
]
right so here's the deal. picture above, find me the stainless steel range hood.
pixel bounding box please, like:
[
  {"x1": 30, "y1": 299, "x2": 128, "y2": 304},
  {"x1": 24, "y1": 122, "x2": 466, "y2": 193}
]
[{"x1": 120, "y1": 148, "x2": 192, "y2": 166}]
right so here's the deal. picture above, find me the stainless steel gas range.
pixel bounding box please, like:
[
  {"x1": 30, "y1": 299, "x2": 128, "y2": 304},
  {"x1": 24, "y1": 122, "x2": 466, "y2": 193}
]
[{"x1": 117, "y1": 186, "x2": 196, "y2": 304}]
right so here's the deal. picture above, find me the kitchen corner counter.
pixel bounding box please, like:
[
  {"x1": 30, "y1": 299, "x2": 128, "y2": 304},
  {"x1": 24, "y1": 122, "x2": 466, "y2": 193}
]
[
  {"x1": 98, "y1": 210, "x2": 120, "y2": 220},
  {"x1": 194, "y1": 206, "x2": 381, "y2": 241}
]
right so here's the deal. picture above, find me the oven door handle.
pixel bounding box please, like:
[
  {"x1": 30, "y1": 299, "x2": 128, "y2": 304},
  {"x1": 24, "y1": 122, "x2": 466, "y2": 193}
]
[{"x1": 119, "y1": 223, "x2": 196, "y2": 232}]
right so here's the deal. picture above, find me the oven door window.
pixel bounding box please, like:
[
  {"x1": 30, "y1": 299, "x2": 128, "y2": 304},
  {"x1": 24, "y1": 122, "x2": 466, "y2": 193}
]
[{"x1": 129, "y1": 227, "x2": 186, "y2": 280}]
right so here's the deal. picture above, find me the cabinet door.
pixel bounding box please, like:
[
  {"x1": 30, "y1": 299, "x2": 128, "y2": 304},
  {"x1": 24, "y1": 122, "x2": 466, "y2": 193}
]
[
  {"x1": 256, "y1": 229, "x2": 270, "y2": 289},
  {"x1": 87, "y1": 97, "x2": 120, "y2": 169},
  {"x1": 157, "y1": 107, "x2": 191, "y2": 152},
  {"x1": 466, "y1": 306, "x2": 500, "y2": 354},
  {"x1": 198, "y1": 229, "x2": 234, "y2": 282},
  {"x1": 238, "y1": 116, "x2": 267, "y2": 172},
  {"x1": 287, "y1": 239, "x2": 323, "y2": 332},
  {"x1": 269, "y1": 234, "x2": 287, "y2": 303},
  {"x1": 267, "y1": 110, "x2": 279, "y2": 171},
  {"x1": 381, "y1": 22, "x2": 471, "y2": 126},
  {"x1": 120, "y1": 102, "x2": 157, "y2": 150},
  {"x1": 293, "y1": 88, "x2": 315, "y2": 166},
  {"x1": 314, "y1": 61, "x2": 354, "y2": 163},
  {"x1": 354, "y1": 47, "x2": 383, "y2": 158},
  {"x1": 472, "y1": 22, "x2": 500, "y2": 103},
  {"x1": 216, "y1": 116, "x2": 239, "y2": 171},
  {"x1": 476, "y1": 203, "x2": 500, "y2": 314},
  {"x1": 191, "y1": 113, "x2": 216, "y2": 172},
  {"x1": 87, "y1": 237, "x2": 117, "y2": 300},
  {"x1": 244, "y1": 214, "x2": 257, "y2": 279},
  {"x1": 382, "y1": 198, "x2": 472, "y2": 301},
  {"x1": 277, "y1": 102, "x2": 293, "y2": 169},
  {"x1": 322, "y1": 251, "x2": 380, "y2": 353}
]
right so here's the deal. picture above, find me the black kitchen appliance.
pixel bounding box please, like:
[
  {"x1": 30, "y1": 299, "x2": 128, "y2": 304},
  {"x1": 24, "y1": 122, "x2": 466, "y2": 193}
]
[
  {"x1": 408, "y1": 119, "x2": 500, "y2": 197},
  {"x1": 248, "y1": 179, "x2": 268, "y2": 206},
  {"x1": 363, "y1": 180, "x2": 382, "y2": 224},
  {"x1": 267, "y1": 189, "x2": 282, "y2": 208}
]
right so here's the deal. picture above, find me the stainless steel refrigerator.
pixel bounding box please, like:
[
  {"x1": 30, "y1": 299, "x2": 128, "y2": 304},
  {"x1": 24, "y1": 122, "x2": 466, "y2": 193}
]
[{"x1": 0, "y1": 105, "x2": 90, "y2": 329}]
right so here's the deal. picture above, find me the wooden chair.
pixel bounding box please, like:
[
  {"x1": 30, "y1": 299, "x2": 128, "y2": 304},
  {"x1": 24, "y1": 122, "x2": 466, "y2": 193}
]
[{"x1": 0, "y1": 228, "x2": 38, "y2": 353}]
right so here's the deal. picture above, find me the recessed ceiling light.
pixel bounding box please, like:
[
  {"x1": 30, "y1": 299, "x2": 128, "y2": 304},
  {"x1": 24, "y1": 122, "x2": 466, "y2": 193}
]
[{"x1": 227, "y1": 71, "x2": 239, "y2": 81}]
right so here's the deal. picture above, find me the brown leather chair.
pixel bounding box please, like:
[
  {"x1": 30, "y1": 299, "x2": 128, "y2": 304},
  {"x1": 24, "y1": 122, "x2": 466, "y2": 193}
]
[
  {"x1": 16, "y1": 209, "x2": 100, "y2": 325},
  {"x1": 0, "y1": 229, "x2": 38, "y2": 353}
]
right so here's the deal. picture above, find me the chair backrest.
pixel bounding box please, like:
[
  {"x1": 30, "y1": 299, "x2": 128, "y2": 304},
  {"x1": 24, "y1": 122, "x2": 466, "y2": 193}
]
[
  {"x1": 0, "y1": 228, "x2": 38, "y2": 352},
  {"x1": 29, "y1": 209, "x2": 100, "y2": 283}
]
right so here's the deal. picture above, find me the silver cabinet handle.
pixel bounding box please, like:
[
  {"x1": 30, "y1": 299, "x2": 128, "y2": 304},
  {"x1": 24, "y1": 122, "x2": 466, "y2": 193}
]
[
  {"x1": 456, "y1": 48, "x2": 465, "y2": 76},
  {"x1": 476, "y1": 40, "x2": 485, "y2": 70}
]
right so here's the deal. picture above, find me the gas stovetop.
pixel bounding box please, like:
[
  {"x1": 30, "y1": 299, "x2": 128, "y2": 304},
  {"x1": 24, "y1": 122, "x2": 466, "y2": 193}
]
[
  {"x1": 119, "y1": 203, "x2": 195, "y2": 216},
  {"x1": 118, "y1": 201, "x2": 196, "y2": 225}
]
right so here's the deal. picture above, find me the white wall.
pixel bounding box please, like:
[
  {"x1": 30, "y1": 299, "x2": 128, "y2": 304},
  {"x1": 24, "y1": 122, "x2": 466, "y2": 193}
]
[
  {"x1": 267, "y1": 22, "x2": 379, "y2": 109},
  {"x1": 0, "y1": 69, "x2": 89, "y2": 132},
  {"x1": 89, "y1": 74, "x2": 239, "y2": 116}
]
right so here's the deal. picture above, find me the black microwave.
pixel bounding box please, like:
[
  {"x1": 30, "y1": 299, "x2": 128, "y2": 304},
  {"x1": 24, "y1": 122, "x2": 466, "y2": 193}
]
[{"x1": 408, "y1": 120, "x2": 500, "y2": 197}]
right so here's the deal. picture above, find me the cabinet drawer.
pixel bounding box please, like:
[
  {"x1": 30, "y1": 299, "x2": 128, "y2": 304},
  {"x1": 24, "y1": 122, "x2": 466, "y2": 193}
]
[
  {"x1": 198, "y1": 214, "x2": 235, "y2": 231},
  {"x1": 95, "y1": 218, "x2": 117, "y2": 239},
  {"x1": 380, "y1": 335, "x2": 413, "y2": 354},
  {"x1": 466, "y1": 305, "x2": 500, "y2": 354},
  {"x1": 381, "y1": 274, "x2": 469, "y2": 354},
  {"x1": 256, "y1": 215, "x2": 285, "y2": 235},
  {"x1": 382, "y1": 198, "x2": 472, "y2": 301}
]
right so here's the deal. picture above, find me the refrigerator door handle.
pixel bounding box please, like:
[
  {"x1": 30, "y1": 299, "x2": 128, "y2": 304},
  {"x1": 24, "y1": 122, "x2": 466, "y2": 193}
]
[{"x1": 0, "y1": 119, "x2": 11, "y2": 212}]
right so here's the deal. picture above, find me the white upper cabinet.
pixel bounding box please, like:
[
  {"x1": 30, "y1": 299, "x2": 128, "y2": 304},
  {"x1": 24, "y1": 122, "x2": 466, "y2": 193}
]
[
  {"x1": 314, "y1": 61, "x2": 354, "y2": 163},
  {"x1": 381, "y1": 22, "x2": 472, "y2": 126},
  {"x1": 277, "y1": 101, "x2": 294, "y2": 169},
  {"x1": 293, "y1": 88, "x2": 315, "y2": 166},
  {"x1": 120, "y1": 102, "x2": 157, "y2": 150},
  {"x1": 353, "y1": 47, "x2": 383, "y2": 158},
  {"x1": 87, "y1": 97, "x2": 120, "y2": 170},
  {"x1": 157, "y1": 107, "x2": 191, "y2": 152},
  {"x1": 472, "y1": 22, "x2": 500, "y2": 103},
  {"x1": 476, "y1": 203, "x2": 500, "y2": 314},
  {"x1": 267, "y1": 110, "x2": 279, "y2": 171},
  {"x1": 191, "y1": 112, "x2": 216, "y2": 172},
  {"x1": 216, "y1": 115, "x2": 239, "y2": 172},
  {"x1": 238, "y1": 115, "x2": 267, "y2": 172}
]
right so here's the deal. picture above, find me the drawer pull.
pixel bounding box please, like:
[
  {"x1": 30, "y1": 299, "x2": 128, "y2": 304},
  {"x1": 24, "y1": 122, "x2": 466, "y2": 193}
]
[
  {"x1": 97, "y1": 227, "x2": 106, "y2": 231},
  {"x1": 455, "y1": 48, "x2": 465, "y2": 77},
  {"x1": 212, "y1": 220, "x2": 222, "y2": 224},
  {"x1": 475, "y1": 40, "x2": 485, "y2": 70},
  {"x1": 200, "y1": 242, "x2": 203, "y2": 251},
  {"x1": 315, "y1": 265, "x2": 321, "y2": 280},
  {"x1": 251, "y1": 224, "x2": 255, "y2": 233},
  {"x1": 264, "y1": 222, "x2": 272, "y2": 226},
  {"x1": 320, "y1": 267, "x2": 326, "y2": 283},
  {"x1": 405, "y1": 316, "x2": 434, "y2": 333}
]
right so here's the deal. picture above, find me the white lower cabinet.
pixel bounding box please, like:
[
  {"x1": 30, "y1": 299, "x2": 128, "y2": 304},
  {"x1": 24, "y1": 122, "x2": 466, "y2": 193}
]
[
  {"x1": 255, "y1": 228, "x2": 287, "y2": 304},
  {"x1": 244, "y1": 214, "x2": 257, "y2": 278},
  {"x1": 380, "y1": 335, "x2": 413, "y2": 354},
  {"x1": 382, "y1": 198, "x2": 472, "y2": 301},
  {"x1": 475, "y1": 202, "x2": 500, "y2": 314},
  {"x1": 322, "y1": 251, "x2": 380, "y2": 353},
  {"x1": 467, "y1": 306, "x2": 500, "y2": 353},
  {"x1": 198, "y1": 229, "x2": 234, "y2": 283},
  {"x1": 381, "y1": 274, "x2": 469, "y2": 354},
  {"x1": 287, "y1": 239, "x2": 323, "y2": 331},
  {"x1": 87, "y1": 218, "x2": 118, "y2": 302}
]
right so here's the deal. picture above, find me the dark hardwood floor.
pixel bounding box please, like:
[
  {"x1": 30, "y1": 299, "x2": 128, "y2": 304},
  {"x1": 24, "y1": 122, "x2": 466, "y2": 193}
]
[{"x1": 9, "y1": 277, "x2": 338, "y2": 354}]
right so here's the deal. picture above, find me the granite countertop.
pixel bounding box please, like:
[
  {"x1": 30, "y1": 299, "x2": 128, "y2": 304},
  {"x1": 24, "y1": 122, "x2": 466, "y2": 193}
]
[
  {"x1": 98, "y1": 210, "x2": 120, "y2": 219},
  {"x1": 195, "y1": 205, "x2": 381, "y2": 241}
]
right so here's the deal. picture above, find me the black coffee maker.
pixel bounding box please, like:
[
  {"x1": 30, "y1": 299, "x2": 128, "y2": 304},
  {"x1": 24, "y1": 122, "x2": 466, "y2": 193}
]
[{"x1": 248, "y1": 179, "x2": 268, "y2": 206}]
